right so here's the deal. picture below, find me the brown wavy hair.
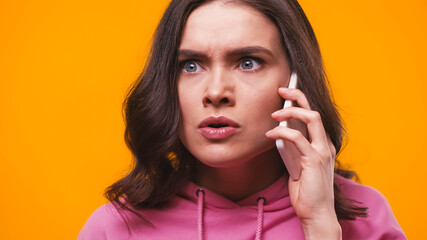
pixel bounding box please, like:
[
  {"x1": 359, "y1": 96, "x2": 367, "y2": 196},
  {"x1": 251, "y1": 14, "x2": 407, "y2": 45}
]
[{"x1": 106, "y1": 0, "x2": 367, "y2": 220}]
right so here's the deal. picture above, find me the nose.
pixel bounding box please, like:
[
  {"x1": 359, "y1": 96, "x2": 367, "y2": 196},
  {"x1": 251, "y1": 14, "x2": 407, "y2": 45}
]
[{"x1": 203, "y1": 68, "x2": 235, "y2": 107}]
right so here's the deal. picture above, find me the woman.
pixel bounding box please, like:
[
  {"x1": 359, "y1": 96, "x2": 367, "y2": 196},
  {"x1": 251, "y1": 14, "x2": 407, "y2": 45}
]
[{"x1": 79, "y1": 0, "x2": 406, "y2": 239}]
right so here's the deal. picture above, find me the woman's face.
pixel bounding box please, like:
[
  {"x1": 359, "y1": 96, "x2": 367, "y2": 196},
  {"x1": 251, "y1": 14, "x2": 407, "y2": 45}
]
[{"x1": 178, "y1": 1, "x2": 290, "y2": 168}]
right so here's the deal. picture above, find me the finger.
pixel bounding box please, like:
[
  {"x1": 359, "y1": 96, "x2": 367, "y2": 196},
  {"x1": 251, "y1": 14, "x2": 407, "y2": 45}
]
[
  {"x1": 272, "y1": 107, "x2": 328, "y2": 149},
  {"x1": 326, "y1": 135, "x2": 336, "y2": 170},
  {"x1": 266, "y1": 126, "x2": 314, "y2": 157},
  {"x1": 278, "y1": 88, "x2": 311, "y2": 110},
  {"x1": 327, "y1": 136, "x2": 336, "y2": 161}
]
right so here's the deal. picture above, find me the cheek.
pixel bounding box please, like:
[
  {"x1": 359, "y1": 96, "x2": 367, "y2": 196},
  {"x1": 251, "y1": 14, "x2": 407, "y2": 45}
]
[
  {"x1": 178, "y1": 77, "x2": 203, "y2": 114},
  {"x1": 178, "y1": 83, "x2": 192, "y2": 118},
  {"x1": 178, "y1": 93, "x2": 200, "y2": 125},
  {"x1": 243, "y1": 89, "x2": 283, "y2": 136},
  {"x1": 251, "y1": 84, "x2": 283, "y2": 113},
  {"x1": 242, "y1": 70, "x2": 287, "y2": 112},
  {"x1": 177, "y1": 85, "x2": 188, "y2": 137},
  {"x1": 177, "y1": 84, "x2": 199, "y2": 141}
]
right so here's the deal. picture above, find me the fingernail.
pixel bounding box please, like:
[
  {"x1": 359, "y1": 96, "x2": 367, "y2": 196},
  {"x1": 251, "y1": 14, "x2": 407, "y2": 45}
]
[{"x1": 265, "y1": 130, "x2": 273, "y2": 136}]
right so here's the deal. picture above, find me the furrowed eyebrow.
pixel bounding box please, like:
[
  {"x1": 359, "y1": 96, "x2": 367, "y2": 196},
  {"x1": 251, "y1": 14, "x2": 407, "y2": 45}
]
[
  {"x1": 177, "y1": 50, "x2": 206, "y2": 59},
  {"x1": 227, "y1": 46, "x2": 274, "y2": 57},
  {"x1": 178, "y1": 46, "x2": 274, "y2": 59}
]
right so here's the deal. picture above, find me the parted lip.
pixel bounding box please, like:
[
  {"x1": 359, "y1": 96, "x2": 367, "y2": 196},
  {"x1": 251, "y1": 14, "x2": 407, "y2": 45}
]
[{"x1": 198, "y1": 116, "x2": 240, "y2": 128}]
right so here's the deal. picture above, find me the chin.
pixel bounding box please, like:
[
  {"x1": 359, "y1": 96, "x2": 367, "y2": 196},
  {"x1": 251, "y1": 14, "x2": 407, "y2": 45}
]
[{"x1": 193, "y1": 143, "x2": 277, "y2": 169}]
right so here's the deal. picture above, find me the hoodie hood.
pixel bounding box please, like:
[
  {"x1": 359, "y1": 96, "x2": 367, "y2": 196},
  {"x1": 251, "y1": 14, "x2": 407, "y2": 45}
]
[
  {"x1": 177, "y1": 175, "x2": 295, "y2": 240},
  {"x1": 178, "y1": 174, "x2": 291, "y2": 210}
]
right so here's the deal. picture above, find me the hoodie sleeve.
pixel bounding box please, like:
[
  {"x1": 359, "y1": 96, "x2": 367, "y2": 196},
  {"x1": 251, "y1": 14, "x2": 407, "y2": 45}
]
[{"x1": 335, "y1": 175, "x2": 407, "y2": 240}]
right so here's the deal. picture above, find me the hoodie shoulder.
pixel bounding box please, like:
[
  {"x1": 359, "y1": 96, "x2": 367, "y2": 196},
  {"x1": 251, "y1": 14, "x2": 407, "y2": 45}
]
[
  {"x1": 335, "y1": 175, "x2": 407, "y2": 240},
  {"x1": 78, "y1": 203, "x2": 133, "y2": 240}
]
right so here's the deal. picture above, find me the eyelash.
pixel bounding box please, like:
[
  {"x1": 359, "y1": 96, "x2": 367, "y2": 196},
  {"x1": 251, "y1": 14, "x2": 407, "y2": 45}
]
[
  {"x1": 241, "y1": 56, "x2": 264, "y2": 64},
  {"x1": 179, "y1": 56, "x2": 265, "y2": 72}
]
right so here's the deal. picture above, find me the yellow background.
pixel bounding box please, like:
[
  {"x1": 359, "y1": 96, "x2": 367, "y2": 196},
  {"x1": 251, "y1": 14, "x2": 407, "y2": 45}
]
[{"x1": 0, "y1": 0, "x2": 425, "y2": 239}]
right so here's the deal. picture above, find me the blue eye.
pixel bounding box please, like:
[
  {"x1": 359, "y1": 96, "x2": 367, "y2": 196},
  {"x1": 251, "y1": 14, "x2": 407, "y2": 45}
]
[
  {"x1": 183, "y1": 61, "x2": 201, "y2": 73},
  {"x1": 240, "y1": 58, "x2": 261, "y2": 70}
]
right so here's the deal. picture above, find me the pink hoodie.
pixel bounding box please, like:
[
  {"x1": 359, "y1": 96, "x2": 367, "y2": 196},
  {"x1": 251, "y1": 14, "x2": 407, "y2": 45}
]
[{"x1": 78, "y1": 174, "x2": 406, "y2": 239}]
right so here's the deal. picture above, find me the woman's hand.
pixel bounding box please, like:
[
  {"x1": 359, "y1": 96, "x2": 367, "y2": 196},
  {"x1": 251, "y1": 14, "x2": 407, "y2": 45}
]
[{"x1": 266, "y1": 87, "x2": 341, "y2": 240}]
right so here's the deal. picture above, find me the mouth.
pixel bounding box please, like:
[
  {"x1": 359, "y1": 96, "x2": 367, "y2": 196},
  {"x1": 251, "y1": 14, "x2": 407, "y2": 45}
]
[
  {"x1": 198, "y1": 116, "x2": 240, "y2": 128},
  {"x1": 198, "y1": 116, "x2": 240, "y2": 140}
]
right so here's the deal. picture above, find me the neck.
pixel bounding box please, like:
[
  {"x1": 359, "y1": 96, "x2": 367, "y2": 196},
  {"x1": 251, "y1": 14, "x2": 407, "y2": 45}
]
[{"x1": 194, "y1": 148, "x2": 286, "y2": 202}]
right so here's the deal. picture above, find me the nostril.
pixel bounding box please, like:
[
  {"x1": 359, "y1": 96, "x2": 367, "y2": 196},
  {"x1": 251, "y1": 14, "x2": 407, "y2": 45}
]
[{"x1": 203, "y1": 96, "x2": 231, "y2": 105}]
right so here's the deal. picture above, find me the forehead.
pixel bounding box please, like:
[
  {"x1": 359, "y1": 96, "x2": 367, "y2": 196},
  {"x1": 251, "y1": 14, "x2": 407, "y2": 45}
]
[{"x1": 179, "y1": 1, "x2": 283, "y2": 54}]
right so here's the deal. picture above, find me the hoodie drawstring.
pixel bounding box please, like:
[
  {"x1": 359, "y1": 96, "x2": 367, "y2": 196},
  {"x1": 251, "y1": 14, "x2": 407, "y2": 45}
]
[
  {"x1": 196, "y1": 189, "x2": 205, "y2": 240},
  {"x1": 196, "y1": 189, "x2": 266, "y2": 240},
  {"x1": 255, "y1": 197, "x2": 266, "y2": 240}
]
